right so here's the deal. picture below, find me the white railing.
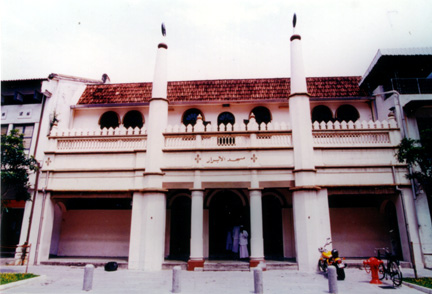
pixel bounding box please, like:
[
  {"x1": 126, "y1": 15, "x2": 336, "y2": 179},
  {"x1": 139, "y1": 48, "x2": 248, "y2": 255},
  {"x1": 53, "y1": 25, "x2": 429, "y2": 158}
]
[
  {"x1": 49, "y1": 125, "x2": 147, "y2": 151},
  {"x1": 46, "y1": 117, "x2": 401, "y2": 152},
  {"x1": 164, "y1": 117, "x2": 292, "y2": 149},
  {"x1": 50, "y1": 125, "x2": 147, "y2": 137},
  {"x1": 313, "y1": 132, "x2": 391, "y2": 146},
  {"x1": 165, "y1": 121, "x2": 291, "y2": 133},
  {"x1": 312, "y1": 119, "x2": 397, "y2": 131},
  {"x1": 312, "y1": 118, "x2": 400, "y2": 147},
  {"x1": 164, "y1": 133, "x2": 292, "y2": 149},
  {"x1": 56, "y1": 138, "x2": 146, "y2": 151}
]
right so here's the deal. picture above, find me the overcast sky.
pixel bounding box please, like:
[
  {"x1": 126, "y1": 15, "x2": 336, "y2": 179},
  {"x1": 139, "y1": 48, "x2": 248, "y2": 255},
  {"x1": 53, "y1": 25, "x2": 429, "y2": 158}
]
[{"x1": 1, "y1": 0, "x2": 432, "y2": 83}]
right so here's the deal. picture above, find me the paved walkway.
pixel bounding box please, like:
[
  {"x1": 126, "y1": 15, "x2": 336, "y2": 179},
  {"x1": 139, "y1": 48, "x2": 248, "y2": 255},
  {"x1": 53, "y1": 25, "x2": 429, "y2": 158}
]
[{"x1": 1, "y1": 263, "x2": 431, "y2": 294}]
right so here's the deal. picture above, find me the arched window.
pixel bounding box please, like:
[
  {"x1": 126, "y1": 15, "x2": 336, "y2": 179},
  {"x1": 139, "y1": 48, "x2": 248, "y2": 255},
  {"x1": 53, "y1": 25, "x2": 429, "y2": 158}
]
[
  {"x1": 217, "y1": 112, "x2": 235, "y2": 126},
  {"x1": 99, "y1": 111, "x2": 119, "y2": 129},
  {"x1": 311, "y1": 105, "x2": 333, "y2": 123},
  {"x1": 123, "y1": 110, "x2": 144, "y2": 129},
  {"x1": 251, "y1": 106, "x2": 271, "y2": 124},
  {"x1": 182, "y1": 108, "x2": 203, "y2": 126},
  {"x1": 336, "y1": 105, "x2": 359, "y2": 122}
]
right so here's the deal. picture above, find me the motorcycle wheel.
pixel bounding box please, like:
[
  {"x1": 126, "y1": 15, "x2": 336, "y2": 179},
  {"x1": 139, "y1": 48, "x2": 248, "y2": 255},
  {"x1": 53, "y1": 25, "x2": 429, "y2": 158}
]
[
  {"x1": 318, "y1": 259, "x2": 327, "y2": 272},
  {"x1": 336, "y1": 266, "x2": 345, "y2": 280}
]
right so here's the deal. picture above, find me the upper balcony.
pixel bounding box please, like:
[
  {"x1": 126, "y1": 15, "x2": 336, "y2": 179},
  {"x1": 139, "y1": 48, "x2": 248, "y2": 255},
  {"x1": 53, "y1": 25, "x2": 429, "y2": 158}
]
[{"x1": 47, "y1": 115, "x2": 401, "y2": 155}]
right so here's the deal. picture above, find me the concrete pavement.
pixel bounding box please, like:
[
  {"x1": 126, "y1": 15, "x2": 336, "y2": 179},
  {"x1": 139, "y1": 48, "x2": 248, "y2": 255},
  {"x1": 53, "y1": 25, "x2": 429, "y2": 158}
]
[{"x1": 1, "y1": 263, "x2": 431, "y2": 294}]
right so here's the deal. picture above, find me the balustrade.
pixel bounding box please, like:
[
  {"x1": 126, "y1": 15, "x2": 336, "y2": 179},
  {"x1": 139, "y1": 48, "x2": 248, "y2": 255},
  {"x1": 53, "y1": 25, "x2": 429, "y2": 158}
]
[
  {"x1": 313, "y1": 132, "x2": 391, "y2": 146},
  {"x1": 47, "y1": 118, "x2": 400, "y2": 152},
  {"x1": 56, "y1": 138, "x2": 146, "y2": 151}
]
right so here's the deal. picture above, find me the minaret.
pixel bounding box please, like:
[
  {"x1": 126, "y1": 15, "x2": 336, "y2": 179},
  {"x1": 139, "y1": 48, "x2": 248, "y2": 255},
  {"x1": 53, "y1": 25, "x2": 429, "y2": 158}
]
[
  {"x1": 128, "y1": 24, "x2": 168, "y2": 271},
  {"x1": 147, "y1": 23, "x2": 168, "y2": 174},
  {"x1": 288, "y1": 14, "x2": 332, "y2": 272}
]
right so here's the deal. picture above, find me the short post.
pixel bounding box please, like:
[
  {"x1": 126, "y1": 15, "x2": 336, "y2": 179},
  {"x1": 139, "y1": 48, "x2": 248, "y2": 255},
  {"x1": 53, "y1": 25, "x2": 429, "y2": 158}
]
[
  {"x1": 254, "y1": 267, "x2": 263, "y2": 294},
  {"x1": 172, "y1": 266, "x2": 181, "y2": 293},
  {"x1": 83, "y1": 264, "x2": 95, "y2": 291},
  {"x1": 328, "y1": 266, "x2": 338, "y2": 294}
]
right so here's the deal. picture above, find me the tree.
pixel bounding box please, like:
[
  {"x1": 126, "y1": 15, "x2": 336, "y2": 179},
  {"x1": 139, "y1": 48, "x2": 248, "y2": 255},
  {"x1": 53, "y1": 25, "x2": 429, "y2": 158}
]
[
  {"x1": 1, "y1": 129, "x2": 39, "y2": 208},
  {"x1": 396, "y1": 129, "x2": 432, "y2": 198}
]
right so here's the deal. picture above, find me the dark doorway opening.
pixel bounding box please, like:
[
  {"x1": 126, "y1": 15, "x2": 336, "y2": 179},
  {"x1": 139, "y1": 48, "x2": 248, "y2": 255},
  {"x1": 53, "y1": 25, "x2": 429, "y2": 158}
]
[
  {"x1": 384, "y1": 201, "x2": 402, "y2": 259},
  {"x1": 168, "y1": 196, "x2": 191, "y2": 261},
  {"x1": 262, "y1": 195, "x2": 284, "y2": 260},
  {"x1": 209, "y1": 190, "x2": 249, "y2": 260},
  {"x1": 1, "y1": 208, "x2": 24, "y2": 257}
]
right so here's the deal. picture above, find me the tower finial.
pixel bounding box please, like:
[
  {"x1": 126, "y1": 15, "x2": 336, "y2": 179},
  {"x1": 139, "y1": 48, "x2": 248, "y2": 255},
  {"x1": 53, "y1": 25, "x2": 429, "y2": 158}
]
[
  {"x1": 161, "y1": 23, "x2": 166, "y2": 37},
  {"x1": 293, "y1": 13, "x2": 297, "y2": 28}
]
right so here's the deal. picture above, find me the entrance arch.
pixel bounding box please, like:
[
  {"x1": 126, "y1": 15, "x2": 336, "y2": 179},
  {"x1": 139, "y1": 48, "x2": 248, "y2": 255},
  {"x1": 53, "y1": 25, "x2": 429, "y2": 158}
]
[
  {"x1": 208, "y1": 190, "x2": 249, "y2": 259},
  {"x1": 169, "y1": 195, "x2": 191, "y2": 261},
  {"x1": 262, "y1": 194, "x2": 284, "y2": 260}
]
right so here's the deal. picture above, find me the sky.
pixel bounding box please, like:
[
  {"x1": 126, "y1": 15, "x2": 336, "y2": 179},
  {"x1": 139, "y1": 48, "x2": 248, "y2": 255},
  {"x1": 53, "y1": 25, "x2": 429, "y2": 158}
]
[{"x1": 1, "y1": 0, "x2": 432, "y2": 83}]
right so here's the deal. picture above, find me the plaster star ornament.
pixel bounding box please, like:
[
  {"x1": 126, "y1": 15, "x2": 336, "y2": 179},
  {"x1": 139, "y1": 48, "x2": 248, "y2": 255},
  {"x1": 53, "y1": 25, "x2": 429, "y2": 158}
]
[{"x1": 161, "y1": 23, "x2": 166, "y2": 37}]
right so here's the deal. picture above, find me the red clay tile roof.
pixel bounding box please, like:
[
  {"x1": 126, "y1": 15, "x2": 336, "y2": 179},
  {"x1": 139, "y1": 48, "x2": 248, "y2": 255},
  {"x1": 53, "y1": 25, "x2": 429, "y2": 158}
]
[{"x1": 78, "y1": 76, "x2": 367, "y2": 105}]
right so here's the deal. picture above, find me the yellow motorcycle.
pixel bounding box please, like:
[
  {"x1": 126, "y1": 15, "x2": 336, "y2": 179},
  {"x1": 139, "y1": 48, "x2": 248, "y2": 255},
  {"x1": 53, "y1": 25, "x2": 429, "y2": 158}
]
[{"x1": 318, "y1": 238, "x2": 346, "y2": 280}]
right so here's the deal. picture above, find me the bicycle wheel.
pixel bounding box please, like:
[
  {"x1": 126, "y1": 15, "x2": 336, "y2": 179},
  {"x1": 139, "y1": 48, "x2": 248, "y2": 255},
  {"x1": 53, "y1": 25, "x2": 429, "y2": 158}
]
[
  {"x1": 389, "y1": 261, "x2": 403, "y2": 287},
  {"x1": 378, "y1": 263, "x2": 385, "y2": 280}
]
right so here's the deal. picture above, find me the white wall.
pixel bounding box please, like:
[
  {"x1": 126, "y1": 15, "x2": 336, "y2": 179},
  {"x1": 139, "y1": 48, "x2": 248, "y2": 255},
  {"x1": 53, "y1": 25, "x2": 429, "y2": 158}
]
[{"x1": 57, "y1": 210, "x2": 131, "y2": 257}]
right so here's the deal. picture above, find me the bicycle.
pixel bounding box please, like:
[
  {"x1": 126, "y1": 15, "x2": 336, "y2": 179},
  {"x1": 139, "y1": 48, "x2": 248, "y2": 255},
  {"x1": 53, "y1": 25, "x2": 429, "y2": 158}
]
[{"x1": 375, "y1": 247, "x2": 403, "y2": 287}]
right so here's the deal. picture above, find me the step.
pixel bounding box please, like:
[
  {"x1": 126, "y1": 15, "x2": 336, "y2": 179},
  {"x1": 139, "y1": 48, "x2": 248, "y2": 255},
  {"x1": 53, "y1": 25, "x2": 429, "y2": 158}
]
[
  {"x1": 41, "y1": 258, "x2": 128, "y2": 269},
  {"x1": 204, "y1": 261, "x2": 250, "y2": 271}
]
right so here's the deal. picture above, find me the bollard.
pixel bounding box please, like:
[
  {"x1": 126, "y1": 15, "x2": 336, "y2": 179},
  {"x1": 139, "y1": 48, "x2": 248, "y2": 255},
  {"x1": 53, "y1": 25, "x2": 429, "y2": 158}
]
[
  {"x1": 254, "y1": 267, "x2": 263, "y2": 294},
  {"x1": 172, "y1": 266, "x2": 181, "y2": 293},
  {"x1": 82, "y1": 264, "x2": 95, "y2": 291},
  {"x1": 328, "y1": 266, "x2": 338, "y2": 294}
]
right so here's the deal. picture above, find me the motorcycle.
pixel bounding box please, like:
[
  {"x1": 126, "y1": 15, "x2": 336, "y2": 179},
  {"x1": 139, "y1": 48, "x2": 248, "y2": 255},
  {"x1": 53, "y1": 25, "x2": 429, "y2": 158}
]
[{"x1": 318, "y1": 238, "x2": 346, "y2": 280}]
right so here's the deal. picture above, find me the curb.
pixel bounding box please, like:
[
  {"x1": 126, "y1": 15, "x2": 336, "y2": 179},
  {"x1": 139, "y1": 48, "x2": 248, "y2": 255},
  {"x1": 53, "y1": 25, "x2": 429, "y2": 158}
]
[
  {"x1": 0, "y1": 275, "x2": 47, "y2": 291},
  {"x1": 404, "y1": 281, "x2": 432, "y2": 294}
]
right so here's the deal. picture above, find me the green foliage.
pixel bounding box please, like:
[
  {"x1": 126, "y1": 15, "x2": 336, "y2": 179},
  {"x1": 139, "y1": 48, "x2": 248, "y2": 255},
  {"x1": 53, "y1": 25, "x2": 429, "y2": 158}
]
[
  {"x1": 1, "y1": 129, "x2": 39, "y2": 202},
  {"x1": 396, "y1": 129, "x2": 432, "y2": 197},
  {"x1": 403, "y1": 277, "x2": 432, "y2": 289},
  {"x1": 0, "y1": 273, "x2": 38, "y2": 285}
]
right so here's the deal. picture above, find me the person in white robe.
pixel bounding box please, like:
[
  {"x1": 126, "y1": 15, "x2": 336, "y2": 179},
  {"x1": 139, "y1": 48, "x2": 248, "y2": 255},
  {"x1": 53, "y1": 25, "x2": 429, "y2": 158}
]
[{"x1": 239, "y1": 229, "x2": 249, "y2": 259}]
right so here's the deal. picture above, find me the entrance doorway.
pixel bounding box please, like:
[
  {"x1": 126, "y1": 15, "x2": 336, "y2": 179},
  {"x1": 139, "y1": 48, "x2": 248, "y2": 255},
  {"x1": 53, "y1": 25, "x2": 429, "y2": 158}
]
[
  {"x1": 209, "y1": 190, "x2": 249, "y2": 260},
  {"x1": 262, "y1": 195, "x2": 284, "y2": 260},
  {"x1": 169, "y1": 196, "x2": 191, "y2": 261}
]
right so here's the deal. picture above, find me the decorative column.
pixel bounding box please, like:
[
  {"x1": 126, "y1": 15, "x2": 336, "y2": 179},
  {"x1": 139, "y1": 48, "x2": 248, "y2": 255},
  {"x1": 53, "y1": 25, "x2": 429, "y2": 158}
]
[
  {"x1": 288, "y1": 15, "x2": 331, "y2": 272},
  {"x1": 249, "y1": 170, "x2": 265, "y2": 268},
  {"x1": 249, "y1": 189, "x2": 265, "y2": 267},
  {"x1": 188, "y1": 189, "x2": 205, "y2": 270},
  {"x1": 128, "y1": 25, "x2": 168, "y2": 271}
]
